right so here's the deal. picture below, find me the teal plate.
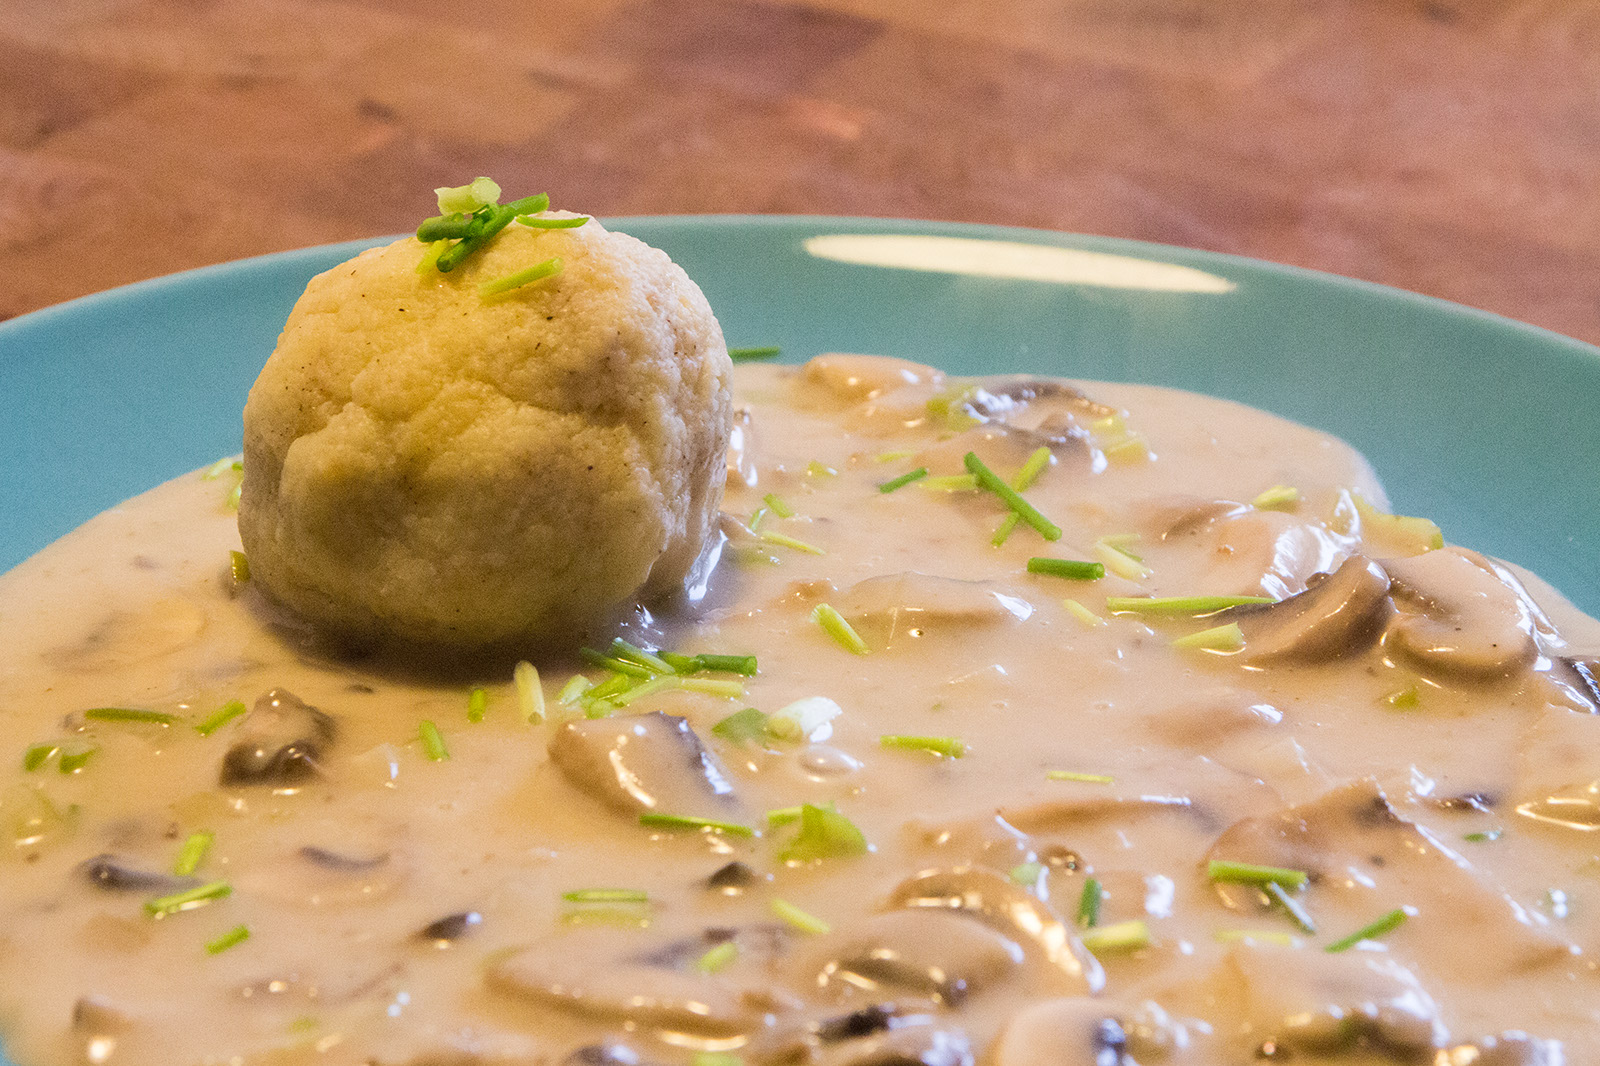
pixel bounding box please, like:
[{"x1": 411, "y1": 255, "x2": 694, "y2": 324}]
[{"x1": 0, "y1": 212, "x2": 1598, "y2": 1056}]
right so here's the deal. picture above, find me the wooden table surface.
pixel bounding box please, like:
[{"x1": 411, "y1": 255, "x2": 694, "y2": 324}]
[{"x1": 5, "y1": 0, "x2": 1600, "y2": 346}]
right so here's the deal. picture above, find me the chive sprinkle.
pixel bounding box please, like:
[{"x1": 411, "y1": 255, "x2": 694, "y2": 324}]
[
  {"x1": 1105, "y1": 595, "x2": 1273, "y2": 615},
  {"x1": 467, "y1": 687, "x2": 489, "y2": 723},
  {"x1": 611, "y1": 638, "x2": 675, "y2": 675},
  {"x1": 1264, "y1": 879, "x2": 1318, "y2": 934},
  {"x1": 729, "y1": 346, "x2": 782, "y2": 362},
  {"x1": 516, "y1": 214, "x2": 590, "y2": 229},
  {"x1": 1077, "y1": 877, "x2": 1103, "y2": 928},
  {"x1": 811, "y1": 604, "x2": 870, "y2": 655},
  {"x1": 1080, "y1": 918, "x2": 1150, "y2": 954},
  {"x1": 778, "y1": 803, "x2": 868, "y2": 863},
  {"x1": 419, "y1": 720, "x2": 449, "y2": 761},
  {"x1": 758, "y1": 530, "x2": 825, "y2": 555},
  {"x1": 964, "y1": 452, "x2": 1062, "y2": 541},
  {"x1": 1012, "y1": 446, "x2": 1052, "y2": 491},
  {"x1": 228, "y1": 550, "x2": 250, "y2": 583},
  {"x1": 991, "y1": 512, "x2": 1021, "y2": 547},
  {"x1": 174, "y1": 831, "x2": 215, "y2": 877},
  {"x1": 562, "y1": 888, "x2": 649, "y2": 903},
  {"x1": 22, "y1": 743, "x2": 59, "y2": 772},
  {"x1": 84, "y1": 707, "x2": 175, "y2": 726},
  {"x1": 639, "y1": 813, "x2": 755, "y2": 838},
  {"x1": 1061, "y1": 598, "x2": 1105, "y2": 628},
  {"x1": 1027, "y1": 558, "x2": 1105, "y2": 580},
  {"x1": 1324, "y1": 907, "x2": 1411, "y2": 953},
  {"x1": 695, "y1": 940, "x2": 739, "y2": 974},
  {"x1": 712, "y1": 707, "x2": 770, "y2": 744},
  {"x1": 58, "y1": 747, "x2": 96, "y2": 773},
  {"x1": 1464, "y1": 828, "x2": 1503, "y2": 842},
  {"x1": 918, "y1": 473, "x2": 979, "y2": 492},
  {"x1": 762, "y1": 493, "x2": 796, "y2": 518},
  {"x1": 1253, "y1": 484, "x2": 1301, "y2": 511},
  {"x1": 1009, "y1": 861, "x2": 1043, "y2": 886},
  {"x1": 692, "y1": 653, "x2": 759, "y2": 676},
  {"x1": 205, "y1": 924, "x2": 251, "y2": 954},
  {"x1": 479, "y1": 256, "x2": 563, "y2": 298},
  {"x1": 1207, "y1": 860, "x2": 1310, "y2": 888},
  {"x1": 677, "y1": 678, "x2": 746, "y2": 699},
  {"x1": 691, "y1": 1054, "x2": 742, "y2": 1066},
  {"x1": 145, "y1": 880, "x2": 232, "y2": 917},
  {"x1": 514, "y1": 660, "x2": 545, "y2": 724},
  {"x1": 1092, "y1": 538, "x2": 1151, "y2": 580},
  {"x1": 1171, "y1": 622, "x2": 1246, "y2": 653},
  {"x1": 1214, "y1": 928, "x2": 1295, "y2": 945},
  {"x1": 195, "y1": 700, "x2": 246, "y2": 737},
  {"x1": 880, "y1": 735, "x2": 966, "y2": 758},
  {"x1": 1048, "y1": 770, "x2": 1114, "y2": 784},
  {"x1": 879, "y1": 468, "x2": 929, "y2": 493},
  {"x1": 770, "y1": 898, "x2": 831, "y2": 935}
]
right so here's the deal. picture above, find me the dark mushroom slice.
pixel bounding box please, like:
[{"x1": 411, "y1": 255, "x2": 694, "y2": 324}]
[
  {"x1": 707, "y1": 861, "x2": 758, "y2": 895},
  {"x1": 966, "y1": 378, "x2": 1115, "y2": 421},
  {"x1": 1384, "y1": 548, "x2": 1539, "y2": 681},
  {"x1": 563, "y1": 1044, "x2": 662, "y2": 1066},
  {"x1": 990, "y1": 998, "x2": 1144, "y2": 1066},
  {"x1": 1228, "y1": 555, "x2": 1393, "y2": 664},
  {"x1": 835, "y1": 573, "x2": 1033, "y2": 649},
  {"x1": 884, "y1": 867, "x2": 1104, "y2": 995},
  {"x1": 418, "y1": 911, "x2": 482, "y2": 945},
  {"x1": 300, "y1": 845, "x2": 389, "y2": 872},
  {"x1": 814, "y1": 1018, "x2": 974, "y2": 1066},
  {"x1": 811, "y1": 910, "x2": 1025, "y2": 1006},
  {"x1": 79, "y1": 854, "x2": 195, "y2": 893},
  {"x1": 219, "y1": 688, "x2": 337, "y2": 787},
  {"x1": 547, "y1": 711, "x2": 737, "y2": 819},
  {"x1": 1549, "y1": 655, "x2": 1600, "y2": 712}
]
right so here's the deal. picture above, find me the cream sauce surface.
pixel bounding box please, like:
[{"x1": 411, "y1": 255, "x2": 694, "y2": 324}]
[{"x1": 2, "y1": 357, "x2": 1599, "y2": 1066}]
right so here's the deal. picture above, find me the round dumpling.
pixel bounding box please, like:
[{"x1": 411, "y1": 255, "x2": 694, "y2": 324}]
[{"x1": 238, "y1": 216, "x2": 731, "y2": 647}]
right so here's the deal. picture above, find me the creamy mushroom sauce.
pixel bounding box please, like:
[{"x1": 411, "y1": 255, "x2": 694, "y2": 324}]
[{"x1": 2, "y1": 355, "x2": 1599, "y2": 1066}]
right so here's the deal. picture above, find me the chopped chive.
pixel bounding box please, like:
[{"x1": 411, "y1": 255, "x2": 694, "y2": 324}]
[
  {"x1": 765, "y1": 805, "x2": 805, "y2": 827},
  {"x1": 605, "y1": 675, "x2": 681, "y2": 708},
  {"x1": 1464, "y1": 828, "x2": 1503, "y2": 842},
  {"x1": 880, "y1": 735, "x2": 966, "y2": 758},
  {"x1": 1028, "y1": 558, "x2": 1105, "y2": 581},
  {"x1": 1215, "y1": 928, "x2": 1295, "y2": 945},
  {"x1": 558, "y1": 675, "x2": 592, "y2": 705},
  {"x1": 1080, "y1": 918, "x2": 1150, "y2": 954},
  {"x1": 416, "y1": 239, "x2": 448, "y2": 274},
  {"x1": 516, "y1": 214, "x2": 589, "y2": 228},
  {"x1": 1092, "y1": 538, "x2": 1152, "y2": 581},
  {"x1": 1009, "y1": 861, "x2": 1043, "y2": 886},
  {"x1": 677, "y1": 678, "x2": 746, "y2": 699},
  {"x1": 479, "y1": 256, "x2": 563, "y2": 298},
  {"x1": 416, "y1": 214, "x2": 475, "y2": 242},
  {"x1": 1264, "y1": 879, "x2": 1318, "y2": 935},
  {"x1": 58, "y1": 746, "x2": 96, "y2": 773},
  {"x1": 467, "y1": 687, "x2": 489, "y2": 723},
  {"x1": 435, "y1": 176, "x2": 502, "y2": 214},
  {"x1": 712, "y1": 707, "x2": 771, "y2": 744},
  {"x1": 1012, "y1": 446, "x2": 1052, "y2": 491},
  {"x1": 728, "y1": 346, "x2": 781, "y2": 362},
  {"x1": 875, "y1": 450, "x2": 916, "y2": 463},
  {"x1": 1104, "y1": 436, "x2": 1151, "y2": 464},
  {"x1": 991, "y1": 512, "x2": 1021, "y2": 547},
  {"x1": 778, "y1": 803, "x2": 868, "y2": 863},
  {"x1": 174, "y1": 831, "x2": 215, "y2": 877},
  {"x1": 805, "y1": 461, "x2": 837, "y2": 480},
  {"x1": 695, "y1": 940, "x2": 739, "y2": 974},
  {"x1": 661, "y1": 651, "x2": 698, "y2": 673},
  {"x1": 1207, "y1": 860, "x2": 1310, "y2": 888},
  {"x1": 811, "y1": 604, "x2": 870, "y2": 655},
  {"x1": 964, "y1": 452, "x2": 1062, "y2": 541},
  {"x1": 692, "y1": 653, "x2": 758, "y2": 676},
  {"x1": 514, "y1": 661, "x2": 545, "y2": 724},
  {"x1": 610, "y1": 638, "x2": 675, "y2": 675},
  {"x1": 205, "y1": 924, "x2": 250, "y2": 954},
  {"x1": 1061, "y1": 598, "x2": 1105, "y2": 628},
  {"x1": 505, "y1": 193, "x2": 551, "y2": 215},
  {"x1": 22, "y1": 743, "x2": 59, "y2": 772},
  {"x1": 1105, "y1": 595, "x2": 1272, "y2": 615},
  {"x1": 1077, "y1": 877, "x2": 1103, "y2": 928},
  {"x1": 202, "y1": 456, "x2": 238, "y2": 480},
  {"x1": 758, "y1": 530, "x2": 825, "y2": 555},
  {"x1": 770, "y1": 898, "x2": 830, "y2": 935},
  {"x1": 228, "y1": 550, "x2": 251, "y2": 583},
  {"x1": 1324, "y1": 907, "x2": 1411, "y2": 953},
  {"x1": 1171, "y1": 622, "x2": 1246, "y2": 653},
  {"x1": 762, "y1": 493, "x2": 795, "y2": 518},
  {"x1": 586, "y1": 672, "x2": 635, "y2": 700},
  {"x1": 1384, "y1": 685, "x2": 1420, "y2": 710},
  {"x1": 691, "y1": 1054, "x2": 742, "y2": 1066},
  {"x1": 580, "y1": 647, "x2": 654, "y2": 678},
  {"x1": 84, "y1": 707, "x2": 175, "y2": 726},
  {"x1": 145, "y1": 880, "x2": 232, "y2": 917},
  {"x1": 639, "y1": 813, "x2": 755, "y2": 838},
  {"x1": 1099, "y1": 532, "x2": 1142, "y2": 557},
  {"x1": 562, "y1": 888, "x2": 649, "y2": 903},
  {"x1": 419, "y1": 720, "x2": 449, "y2": 761},
  {"x1": 917, "y1": 473, "x2": 979, "y2": 492},
  {"x1": 1253, "y1": 484, "x2": 1301, "y2": 511},
  {"x1": 1048, "y1": 770, "x2": 1114, "y2": 784},
  {"x1": 225, "y1": 482, "x2": 242, "y2": 511},
  {"x1": 437, "y1": 203, "x2": 518, "y2": 272},
  {"x1": 747, "y1": 506, "x2": 768, "y2": 532},
  {"x1": 766, "y1": 696, "x2": 842, "y2": 742},
  {"x1": 879, "y1": 468, "x2": 929, "y2": 493}
]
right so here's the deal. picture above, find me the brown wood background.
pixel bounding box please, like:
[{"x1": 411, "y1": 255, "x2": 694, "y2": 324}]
[{"x1": 6, "y1": 0, "x2": 1600, "y2": 345}]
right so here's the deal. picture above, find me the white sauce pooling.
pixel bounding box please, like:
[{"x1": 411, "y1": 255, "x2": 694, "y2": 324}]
[{"x1": 2, "y1": 356, "x2": 1599, "y2": 1066}]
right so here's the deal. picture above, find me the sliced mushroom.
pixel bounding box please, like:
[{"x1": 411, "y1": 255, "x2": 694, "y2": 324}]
[
  {"x1": 1229, "y1": 555, "x2": 1392, "y2": 664},
  {"x1": 300, "y1": 845, "x2": 388, "y2": 872},
  {"x1": 562, "y1": 1044, "x2": 659, "y2": 1066},
  {"x1": 989, "y1": 998, "x2": 1142, "y2": 1066},
  {"x1": 811, "y1": 910, "x2": 1025, "y2": 1005},
  {"x1": 219, "y1": 689, "x2": 336, "y2": 787},
  {"x1": 79, "y1": 854, "x2": 194, "y2": 893},
  {"x1": 1437, "y1": 1033, "x2": 1564, "y2": 1065},
  {"x1": 418, "y1": 911, "x2": 482, "y2": 945},
  {"x1": 487, "y1": 928, "x2": 795, "y2": 1039},
  {"x1": 884, "y1": 867, "x2": 1104, "y2": 995},
  {"x1": 804, "y1": 354, "x2": 942, "y2": 403},
  {"x1": 1384, "y1": 548, "x2": 1539, "y2": 681},
  {"x1": 1549, "y1": 655, "x2": 1600, "y2": 713},
  {"x1": 813, "y1": 1019, "x2": 973, "y2": 1066},
  {"x1": 836, "y1": 573, "x2": 1032, "y2": 648},
  {"x1": 548, "y1": 711, "x2": 736, "y2": 819},
  {"x1": 1515, "y1": 780, "x2": 1600, "y2": 832}
]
